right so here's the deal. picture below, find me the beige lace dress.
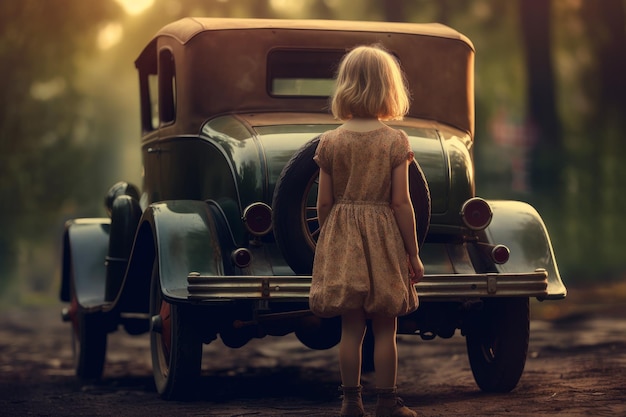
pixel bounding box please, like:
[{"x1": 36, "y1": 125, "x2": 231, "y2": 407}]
[{"x1": 310, "y1": 125, "x2": 419, "y2": 318}]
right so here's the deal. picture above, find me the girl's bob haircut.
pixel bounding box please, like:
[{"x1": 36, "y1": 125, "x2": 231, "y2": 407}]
[{"x1": 331, "y1": 44, "x2": 411, "y2": 121}]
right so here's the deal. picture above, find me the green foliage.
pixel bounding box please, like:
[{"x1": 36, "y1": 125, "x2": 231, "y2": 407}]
[{"x1": 0, "y1": 1, "x2": 122, "y2": 296}]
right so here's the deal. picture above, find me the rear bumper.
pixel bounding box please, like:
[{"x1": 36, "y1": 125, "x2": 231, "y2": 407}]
[{"x1": 187, "y1": 268, "x2": 549, "y2": 301}]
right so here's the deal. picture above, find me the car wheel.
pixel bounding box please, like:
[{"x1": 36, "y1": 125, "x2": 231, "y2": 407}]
[
  {"x1": 294, "y1": 316, "x2": 341, "y2": 350},
  {"x1": 272, "y1": 136, "x2": 431, "y2": 274},
  {"x1": 150, "y1": 262, "x2": 202, "y2": 400},
  {"x1": 67, "y1": 258, "x2": 108, "y2": 381},
  {"x1": 71, "y1": 300, "x2": 107, "y2": 380},
  {"x1": 466, "y1": 297, "x2": 530, "y2": 393}
]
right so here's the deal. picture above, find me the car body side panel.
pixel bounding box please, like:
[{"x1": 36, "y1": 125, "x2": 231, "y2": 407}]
[
  {"x1": 156, "y1": 136, "x2": 247, "y2": 245},
  {"x1": 202, "y1": 114, "x2": 463, "y2": 224},
  {"x1": 442, "y1": 131, "x2": 475, "y2": 220},
  {"x1": 484, "y1": 200, "x2": 567, "y2": 299},
  {"x1": 60, "y1": 219, "x2": 110, "y2": 309}
]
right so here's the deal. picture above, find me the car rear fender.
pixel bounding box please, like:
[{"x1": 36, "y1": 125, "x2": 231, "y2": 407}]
[
  {"x1": 483, "y1": 200, "x2": 567, "y2": 300},
  {"x1": 114, "y1": 200, "x2": 230, "y2": 312},
  {"x1": 60, "y1": 219, "x2": 110, "y2": 309}
]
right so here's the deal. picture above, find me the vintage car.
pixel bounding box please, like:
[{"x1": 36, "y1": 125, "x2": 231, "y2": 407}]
[{"x1": 60, "y1": 18, "x2": 567, "y2": 400}]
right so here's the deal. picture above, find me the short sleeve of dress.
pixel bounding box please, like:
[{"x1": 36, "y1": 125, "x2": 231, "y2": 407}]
[
  {"x1": 391, "y1": 129, "x2": 414, "y2": 168},
  {"x1": 313, "y1": 134, "x2": 332, "y2": 173}
]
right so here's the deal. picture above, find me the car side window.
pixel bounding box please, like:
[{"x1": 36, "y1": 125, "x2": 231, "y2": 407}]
[
  {"x1": 158, "y1": 48, "x2": 176, "y2": 125},
  {"x1": 147, "y1": 74, "x2": 158, "y2": 130}
]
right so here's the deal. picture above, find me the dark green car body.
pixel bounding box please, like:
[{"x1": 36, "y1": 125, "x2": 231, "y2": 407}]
[{"x1": 60, "y1": 18, "x2": 566, "y2": 400}]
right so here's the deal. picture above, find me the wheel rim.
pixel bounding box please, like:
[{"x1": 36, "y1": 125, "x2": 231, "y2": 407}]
[
  {"x1": 472, "y1": 316, "x2": 501, "y2": 365},
  {"x1": 154, "y1": 291, "x2": 172, "y2": 377},
  {"x1": 301, "y1": 170, "x2": 320, "y2": 251},
  {"x1": 300, "y1": 163, "x2": 430, "y2": 251},
  {"x1": 479, "y1": 335, "x2": 500, "y2": 364},
  {"x1": 160, "y1": 301, "x2": 172, "y2": 360}
]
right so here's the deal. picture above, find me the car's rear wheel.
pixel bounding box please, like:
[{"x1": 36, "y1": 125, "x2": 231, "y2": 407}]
[
  {"x1": 272, "y1": 135, "x2": 430, "y2": 274},
  {"x1": 150, "y1": 263, "x2": 202, "y2": 400},
  {"x1": 71, "y1": 299, "x2": 107, "y2": 380},
  {"x1": 466, "y1": 297, "x2": 530, "y2": 393}
]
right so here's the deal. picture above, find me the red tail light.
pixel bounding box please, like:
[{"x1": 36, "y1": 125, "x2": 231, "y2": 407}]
[
  {"x1": 243, "y1": 202, "x2": 273, "y2": 236},
  {"x1": 491, "y1": 244, "x2": 510, "y2": 264},
  {"x1": 476, "y1": 242, "x2": 510, "y2": 265},
  {"x1": 460, "y1": 198, "x2": 493, "y2": 230},
  {"x1": 231, "y1": 248, "x2": 252, "y2": 268}
]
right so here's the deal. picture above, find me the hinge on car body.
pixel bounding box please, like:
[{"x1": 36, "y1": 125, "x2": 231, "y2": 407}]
[
  {"x1": 256, "y1": 299, "x2": 270, "y2": 311},
  {"x1": 487, "y1": 275, "x2": 497, "y2": 294},
  {"x1": 261, "y1": 278, "x2": 270, "y2": 297}
]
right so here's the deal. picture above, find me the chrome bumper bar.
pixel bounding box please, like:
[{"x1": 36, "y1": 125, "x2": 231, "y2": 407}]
[{"x1": 187, "y1": 269, "x2": 548, "y2": 300}]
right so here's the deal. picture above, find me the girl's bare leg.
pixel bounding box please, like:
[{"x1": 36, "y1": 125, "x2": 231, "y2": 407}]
[
  {"x1": 371, "y1": 315, "x2": 398, "y2": 388},
  {"x1": 339, "y1": 309, "x2": 367, "y2": 387}
]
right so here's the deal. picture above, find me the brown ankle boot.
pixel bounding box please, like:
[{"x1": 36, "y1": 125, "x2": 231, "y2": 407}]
[
  {"x1": 375, "y1": 386, "x2": 418, "y2": 417},
  {"x1": 340, "y1": 385, "x2": 364, "y2": 417}
]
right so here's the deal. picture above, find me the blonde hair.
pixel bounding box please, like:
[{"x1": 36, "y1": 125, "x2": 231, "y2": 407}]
[{"x1": 331, "y1": 45, "x2": 410, "y2": 121}]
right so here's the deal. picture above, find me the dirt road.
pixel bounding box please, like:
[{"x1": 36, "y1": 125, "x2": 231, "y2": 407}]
[{"x1": 1, "y1": 290, "x2": 625, "y2": 416}]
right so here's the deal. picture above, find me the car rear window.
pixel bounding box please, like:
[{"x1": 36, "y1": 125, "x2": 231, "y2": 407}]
[{"x1": 267, "y1": 49, "x2": 345, "y2": 97}]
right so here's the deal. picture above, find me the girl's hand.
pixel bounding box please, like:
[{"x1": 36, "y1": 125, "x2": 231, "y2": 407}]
[{"x1": 408, "y1": 254, "x2": 424, "y2": 284}]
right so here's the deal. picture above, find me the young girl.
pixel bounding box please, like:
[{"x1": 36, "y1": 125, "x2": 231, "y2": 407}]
[{"x1": 311, "y1": 45, "x2": 425, "y2": 417}]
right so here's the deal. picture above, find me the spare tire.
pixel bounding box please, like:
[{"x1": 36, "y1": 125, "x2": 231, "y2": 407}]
[{"x1": 272, "y1": 135, "x2": 431, "y2": 275}]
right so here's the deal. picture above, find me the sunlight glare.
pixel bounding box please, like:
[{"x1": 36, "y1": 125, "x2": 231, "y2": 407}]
[
  {"x1": 30, "y1": 77, "x2": 67, "y2": 101},
  {"x1": 270, "y1": 0, "x2": 307, "y2": 16},
  {"x1": 98, "y1": 22, "x2": 123, "y2": 50},
  {"x1": 115, "y1": 0, "x2": 155, "y2": 15}
]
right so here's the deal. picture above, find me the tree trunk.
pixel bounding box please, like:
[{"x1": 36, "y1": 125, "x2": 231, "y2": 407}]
[
  {"x1": 519, "y1": 0, "x2": 561, "y2": 145},
  {"x1": 518, "y1": 0, "x2": 563, "y2": 193},
  {"x1": 580, "y1": 0, "x2": 626, "y2": 118}
]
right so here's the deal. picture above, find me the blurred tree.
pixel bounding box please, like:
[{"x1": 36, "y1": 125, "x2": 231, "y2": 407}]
[
  {"x1": 580, "y1": 0, "x2": 626, "y2": 118},
  {"x1": 0, "y1": 1, "x2": 121, "y2": 293},
  {"x1": 519, "y1": 0, "x2": 563, "y2": 194},
  {"x1": 301, "y1": 0, "x2": 330, "y2": 19},
  {"x1": 574, "y1": 0, "x2": 626, "y2": 278},
  {"x1": 383, "y1": 0, "x2": 407, "y2": 22}
]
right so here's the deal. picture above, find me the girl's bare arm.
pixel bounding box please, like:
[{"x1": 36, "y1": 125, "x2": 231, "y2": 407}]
[
  {"x1": 391, "y1": 160, "x2": 418, "y2": 255},
  {"x1": 391, "y1": 159, "x2": 424, "y2": 280}
]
